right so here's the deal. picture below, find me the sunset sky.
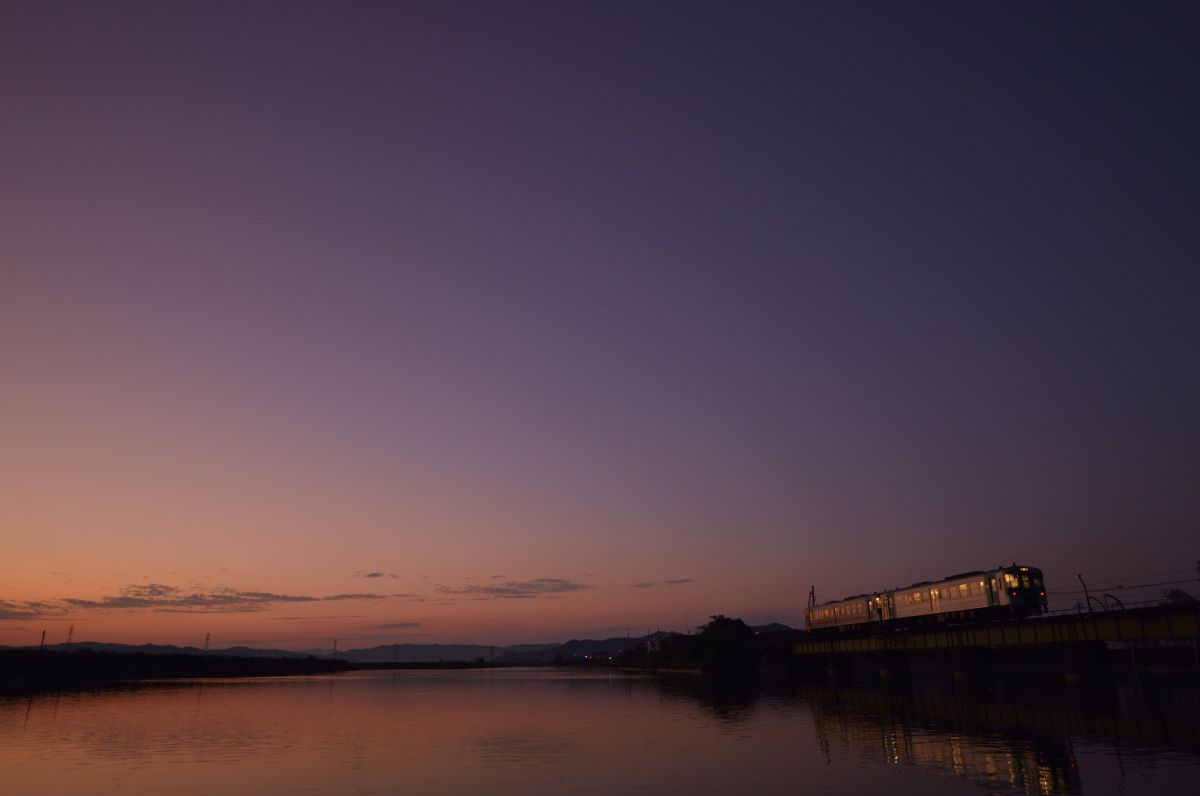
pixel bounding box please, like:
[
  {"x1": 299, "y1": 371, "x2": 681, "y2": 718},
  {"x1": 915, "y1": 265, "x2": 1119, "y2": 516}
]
[{"x1": 2, "y1": 2, "x2": 1197, "y2": 649}]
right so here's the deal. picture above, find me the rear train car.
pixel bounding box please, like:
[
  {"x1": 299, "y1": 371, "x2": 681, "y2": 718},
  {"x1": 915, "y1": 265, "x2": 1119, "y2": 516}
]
[{"x1": 804, "y1": 593, "x2": 872, "y2": 630}]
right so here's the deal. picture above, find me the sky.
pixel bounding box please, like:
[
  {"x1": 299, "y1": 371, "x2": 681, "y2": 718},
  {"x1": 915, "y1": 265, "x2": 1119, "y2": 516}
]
[{"x1": 2, "y1": 1, "x2": 1198, "y2": 649}]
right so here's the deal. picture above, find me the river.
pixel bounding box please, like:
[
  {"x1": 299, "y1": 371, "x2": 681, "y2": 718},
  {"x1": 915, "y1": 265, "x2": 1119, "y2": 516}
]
[{"x1": 2, "y1": 668, "x2": 1197, "y2": 794}]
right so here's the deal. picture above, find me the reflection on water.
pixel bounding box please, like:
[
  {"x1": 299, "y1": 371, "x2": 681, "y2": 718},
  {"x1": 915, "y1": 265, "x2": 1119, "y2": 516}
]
[
  {"x1": 801, "y1": 676, "x2": 1200, "y2": 795},
  {"x1": 1, "y1": 668, "x2": 1197, "y2": 795}
]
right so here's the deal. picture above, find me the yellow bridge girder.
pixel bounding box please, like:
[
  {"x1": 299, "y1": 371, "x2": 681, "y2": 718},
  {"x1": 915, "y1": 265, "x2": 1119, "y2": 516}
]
[{"x1": 793, "y1": 605, "x2": 1200, "y2": 656}]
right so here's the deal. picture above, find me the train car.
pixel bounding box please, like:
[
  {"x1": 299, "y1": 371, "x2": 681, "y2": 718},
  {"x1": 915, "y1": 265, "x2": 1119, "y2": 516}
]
[
  {"x1": 806, "y1": 564, "x2": 1048, "y2": 631},
  {"x1": 805, "y1": 593, "x2": 872, "y2": 630}
]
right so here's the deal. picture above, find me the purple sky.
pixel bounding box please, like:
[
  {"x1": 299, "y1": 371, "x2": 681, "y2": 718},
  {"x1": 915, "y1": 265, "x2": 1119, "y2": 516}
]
[{"x1": 2, "y1": 1, "x2": 1197, "y2": 646}]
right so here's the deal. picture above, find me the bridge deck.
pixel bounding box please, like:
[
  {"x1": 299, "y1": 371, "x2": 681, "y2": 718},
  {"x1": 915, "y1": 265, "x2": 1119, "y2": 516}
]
[{"x1": 793, "y1": 605, "x2": 1200, "y2": 656}]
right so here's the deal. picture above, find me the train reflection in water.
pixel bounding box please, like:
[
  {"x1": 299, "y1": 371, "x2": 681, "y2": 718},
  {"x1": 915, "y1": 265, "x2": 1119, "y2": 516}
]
[
  {"x1": 808, "y1": 688, "x2": 1079, "y2": 793},
  {"x1": 799, "y1": 676, "x2": 1200, "y2": 795}
]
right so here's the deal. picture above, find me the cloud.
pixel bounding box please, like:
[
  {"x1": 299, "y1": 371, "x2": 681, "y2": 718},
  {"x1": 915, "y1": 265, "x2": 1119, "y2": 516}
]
[
  {"x1": 435, "y1": 578, "x2": 592, "y2": 600},
  {"x1": 62, "y1": 585, "x2": 318, "y2": 612},
  {"x1": 0, "y1": 599, "x2": 65, "y2": 620},
  {"x1": 631, "y1": 578, "x2": 694, "y2": 589},
  {"x1": 379, "y1": 621, "x2": 421, "y2": 629},
  {"x1": 44, "y1": 584, "x2": 396, "y2": 614},
  {"x1": 355, "y1": 571, "x2": 398, "y2": 579},
  {"x1": 273, "y1": 615, "x2": 367, "y2": 622}
]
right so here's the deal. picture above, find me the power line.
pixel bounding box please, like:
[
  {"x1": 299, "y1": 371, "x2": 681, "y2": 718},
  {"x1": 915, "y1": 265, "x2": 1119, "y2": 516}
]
[
  {"x1": 1053, "y1": 577, "x2": 1198, "y2": 596},
  {"x1": 1079, "y1": 568, "x2": 1196, "y2": 589}
]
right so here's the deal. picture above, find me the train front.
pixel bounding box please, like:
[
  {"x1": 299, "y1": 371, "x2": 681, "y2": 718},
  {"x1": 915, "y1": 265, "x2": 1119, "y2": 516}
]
[{"x1": 1001, "y1": 565, "x2": 1048, "y2": 616}]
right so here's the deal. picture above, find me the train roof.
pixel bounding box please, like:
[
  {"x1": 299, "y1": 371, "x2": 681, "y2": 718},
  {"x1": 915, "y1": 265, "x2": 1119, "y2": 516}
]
[
  {"x1": 808, "y1": 593, "x2": 871, "y2": 609},
  {"x1": 940, "y1": 570, "x2": 987, "y2": 581}
]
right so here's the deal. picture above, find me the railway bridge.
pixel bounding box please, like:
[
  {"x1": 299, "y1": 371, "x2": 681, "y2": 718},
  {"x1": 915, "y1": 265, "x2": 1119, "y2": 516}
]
[{"x1": 793, "y1": 603, "x2": 1200, "y2": 680}]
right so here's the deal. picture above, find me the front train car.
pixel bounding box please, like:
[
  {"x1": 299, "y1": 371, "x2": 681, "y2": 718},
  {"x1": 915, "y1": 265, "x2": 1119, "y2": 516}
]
[{"x1": 994, "y1": 565, "x2": 1048, "y2": 617}]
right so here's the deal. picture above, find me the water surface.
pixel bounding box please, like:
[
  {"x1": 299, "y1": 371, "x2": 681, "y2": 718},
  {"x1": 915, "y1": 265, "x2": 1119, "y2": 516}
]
[{"x1": 2, "y1": 668, "x2": 1197, "y2": 794}]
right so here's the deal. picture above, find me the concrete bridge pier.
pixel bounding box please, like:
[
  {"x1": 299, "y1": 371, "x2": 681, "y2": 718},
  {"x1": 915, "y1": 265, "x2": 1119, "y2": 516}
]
[
  {"x1": 952, "y1": 647, "x2": 990, "y2": 682},
  {"x1": 877, "y1": 650, "x2": 909, "y2": 681},
  {"x1": 825, "y1": 653, "x2": 851, "y2": 681},
  {"x1": 1061, "y1": 641, "x2": 1110, "y2": 684}
]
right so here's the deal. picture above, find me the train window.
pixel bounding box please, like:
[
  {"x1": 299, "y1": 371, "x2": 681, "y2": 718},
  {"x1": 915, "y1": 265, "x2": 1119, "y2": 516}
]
[
  {"x1": 1022, "y1": 576, "x2": 1031, "y2": 589},
  {"x1": 978, "y1": 580, "x2": 986, "y2": 592},
  {"x1": 959, "y1": 584, "x2": 969, "y2": 597},
  {"x1": 1004, "y1": 574, "x2": 1019, "y2": 588},
  {"x1": 1033, "y1": 576, "x2": 1042, "y2": 588},
  {"x1": 912, "y1": 591, "x2": 923, "y2": 602}
]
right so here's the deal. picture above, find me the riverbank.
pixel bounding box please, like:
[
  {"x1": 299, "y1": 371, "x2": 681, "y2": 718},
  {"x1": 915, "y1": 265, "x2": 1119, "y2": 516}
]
[{"x1": 0, "y1": 648, "x2": 353, "y2": 694}]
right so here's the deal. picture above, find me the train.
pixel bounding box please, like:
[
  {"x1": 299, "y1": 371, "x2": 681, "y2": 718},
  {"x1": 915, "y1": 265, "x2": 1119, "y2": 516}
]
[{"x1": 806, "y1": 564, "x2": 1048, "y2": 631}]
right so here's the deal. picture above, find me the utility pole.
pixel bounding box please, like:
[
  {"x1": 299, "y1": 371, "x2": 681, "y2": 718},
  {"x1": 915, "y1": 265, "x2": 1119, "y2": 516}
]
[
  {"x1": 66, "y1": 625, "x2": 74, "y2": 648},
  {"x1": 332, "y1": 638, "x2": 338, "y2": 657},
  {"x1": 1078, "y1": 575, "x2": 1092, "y2": 614},
  {"x1": 204, "y1": 632, "x2": 210, "y2": 652},
  {"x1": 39, "y1": 630, "x2": 46, "y2": 650}
]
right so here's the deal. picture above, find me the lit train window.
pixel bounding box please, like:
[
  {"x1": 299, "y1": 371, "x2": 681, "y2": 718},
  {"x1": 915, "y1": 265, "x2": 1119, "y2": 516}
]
[
  {"x1": 959, "y1": 584, "x2": 969, "y2": 597},
  {"x1": 1004, "y1": 574, "x2": 1019, "y2": 588}
]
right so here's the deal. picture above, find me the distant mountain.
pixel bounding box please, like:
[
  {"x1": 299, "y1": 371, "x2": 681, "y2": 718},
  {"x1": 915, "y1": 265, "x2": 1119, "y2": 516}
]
[
  {"x1": 332, "y1": 633, "x2": 672, "y2": 664},
  {"x1": 33, "y1": 642, "x2": 312, "y2": 658},
  {"x1": 334, "y1": 643, "x2": 523, "y2": 663},
  {"x1": 19, "y1": 630, "x2": 717, "y2": 665},
  {"x1": 497, "y1": 632, "x2": 671, "y2": 663}
]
